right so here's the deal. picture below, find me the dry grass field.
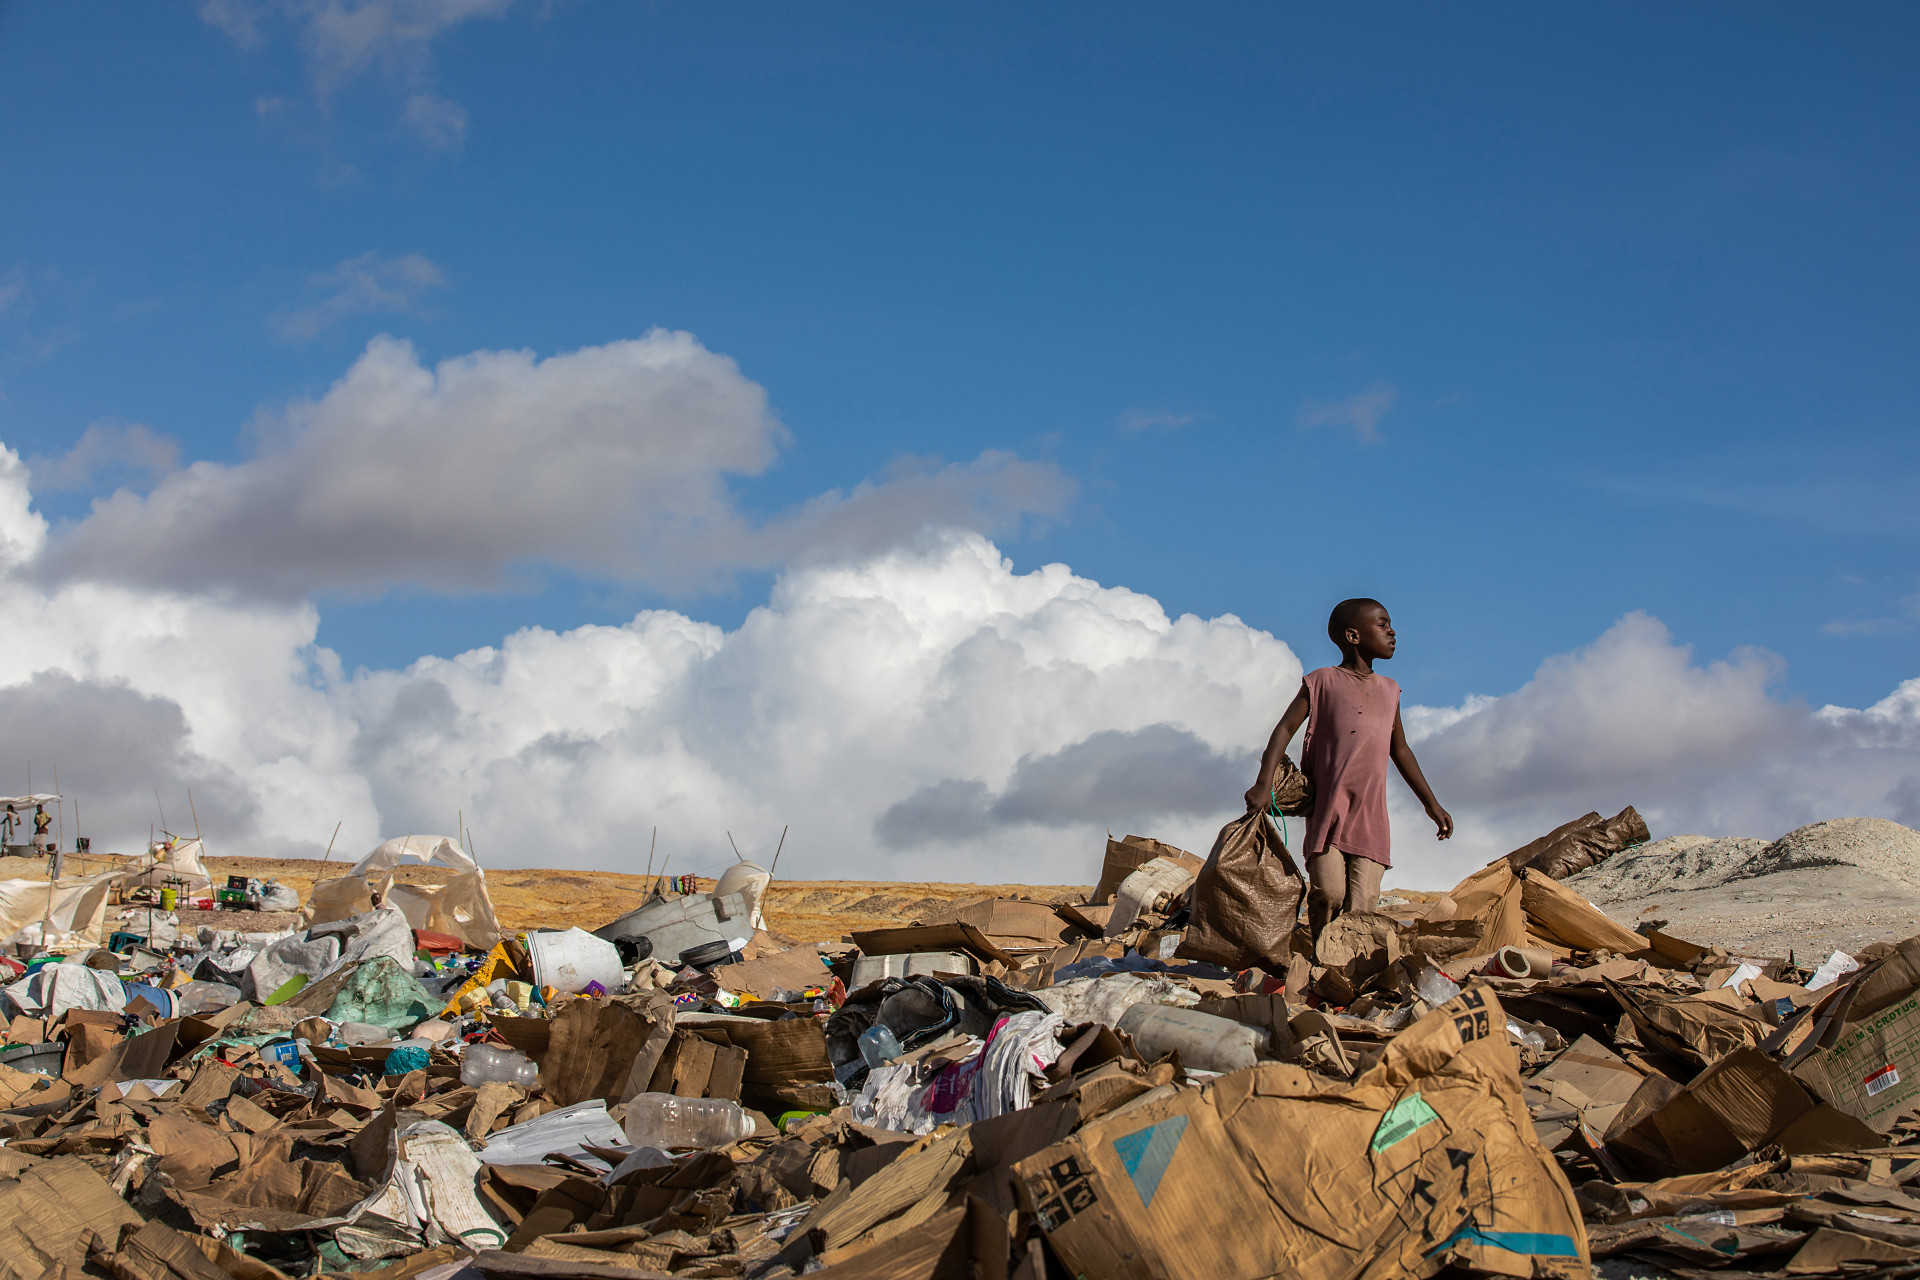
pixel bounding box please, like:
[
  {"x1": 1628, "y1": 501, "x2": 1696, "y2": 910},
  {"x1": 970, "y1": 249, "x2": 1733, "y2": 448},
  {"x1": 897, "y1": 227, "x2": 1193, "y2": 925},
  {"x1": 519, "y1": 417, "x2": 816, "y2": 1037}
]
[{"x1": 1, "y1": 851, "x2": 1092, "y2": 943}]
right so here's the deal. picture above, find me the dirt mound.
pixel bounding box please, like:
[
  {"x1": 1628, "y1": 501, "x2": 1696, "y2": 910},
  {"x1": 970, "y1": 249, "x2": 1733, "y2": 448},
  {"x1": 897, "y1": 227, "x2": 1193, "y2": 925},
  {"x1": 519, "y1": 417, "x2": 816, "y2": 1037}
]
[
  {"x1": 1561, "y1": 817, "x2": 1920, "y2": 956},
  {"x1": 1567, "y1": 817, "x2": 1920, "y2": 903}
]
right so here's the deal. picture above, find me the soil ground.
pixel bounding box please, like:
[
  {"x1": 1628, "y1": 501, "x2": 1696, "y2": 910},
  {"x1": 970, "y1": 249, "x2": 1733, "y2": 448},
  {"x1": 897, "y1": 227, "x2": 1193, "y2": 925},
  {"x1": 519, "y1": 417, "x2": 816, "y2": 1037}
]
[
  {"x1": 10, "y1": 815, "x2": 1917, "y2": 955},
  {"x1": 0, "y1": 851, "x2": 1091, "y2": 943}
]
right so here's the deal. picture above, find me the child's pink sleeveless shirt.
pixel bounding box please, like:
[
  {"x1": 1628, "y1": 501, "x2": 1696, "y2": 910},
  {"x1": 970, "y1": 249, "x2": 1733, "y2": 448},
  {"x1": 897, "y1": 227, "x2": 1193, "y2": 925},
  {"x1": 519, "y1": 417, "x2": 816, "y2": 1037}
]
[{"x1": 1301, "y1": 666, "x2": 1400, "y2": 867}]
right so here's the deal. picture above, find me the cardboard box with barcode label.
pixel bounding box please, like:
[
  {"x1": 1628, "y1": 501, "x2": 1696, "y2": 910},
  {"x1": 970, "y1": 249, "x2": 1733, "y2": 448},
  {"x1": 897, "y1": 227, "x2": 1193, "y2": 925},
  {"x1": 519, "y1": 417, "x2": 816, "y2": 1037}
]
[
  {"x1": 1794, "y1": 990, "x2": 1920, "y2": 1131},
  {"x1": 1776, "y1": 938, "x2": 1920, "y2": 1133},
  {"x1": 1013, "y1": 987, "x2": 1588, "y2": 1280}
]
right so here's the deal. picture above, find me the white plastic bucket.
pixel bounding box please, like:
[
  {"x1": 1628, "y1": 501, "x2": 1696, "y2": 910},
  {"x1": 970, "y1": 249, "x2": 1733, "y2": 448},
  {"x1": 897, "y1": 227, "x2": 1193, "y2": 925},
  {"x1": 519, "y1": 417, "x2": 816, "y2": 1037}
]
[{"x1": 526, "y1": 927, "x2": 624, "y2": 996}]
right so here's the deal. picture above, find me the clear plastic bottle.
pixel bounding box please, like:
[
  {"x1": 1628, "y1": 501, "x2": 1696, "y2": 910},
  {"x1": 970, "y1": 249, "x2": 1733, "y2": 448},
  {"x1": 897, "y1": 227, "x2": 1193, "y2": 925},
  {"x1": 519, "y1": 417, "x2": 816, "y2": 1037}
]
[
  {"x1": 858, "y1": 1024, "x2": 903, "y2": 1069},
  {"x1": 621, "y1": 1092, "x2": 756, "y2": 1150},
  {"x1": 460, "y1": 1043, "x2": 539, "y2": 1088}
]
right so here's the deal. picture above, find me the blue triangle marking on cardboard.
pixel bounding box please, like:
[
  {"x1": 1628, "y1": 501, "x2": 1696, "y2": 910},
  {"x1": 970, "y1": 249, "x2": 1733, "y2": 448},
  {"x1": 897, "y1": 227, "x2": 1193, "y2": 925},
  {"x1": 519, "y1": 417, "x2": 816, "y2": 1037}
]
[{"x1": 1110, "y1": 1114, "x2": 1189, "y2": 1209}]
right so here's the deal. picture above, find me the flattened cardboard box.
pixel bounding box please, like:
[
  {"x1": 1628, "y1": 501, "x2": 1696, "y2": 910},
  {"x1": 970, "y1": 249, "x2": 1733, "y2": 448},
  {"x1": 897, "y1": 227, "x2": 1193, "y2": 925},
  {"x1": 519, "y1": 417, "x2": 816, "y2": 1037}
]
[
  {"x1": 921, "y1": 898, "x2": 1075, "y2": 949},
  {"x1": 1794, "y1": 990, "x2": 1920, "y2": 1132},
  {"x1": 1014, "y1": 1086, "x2": 1283, "y2": 1280},
  {"x1": 1015, "y1": 988, "x2": 1589, "y2": 1280}
]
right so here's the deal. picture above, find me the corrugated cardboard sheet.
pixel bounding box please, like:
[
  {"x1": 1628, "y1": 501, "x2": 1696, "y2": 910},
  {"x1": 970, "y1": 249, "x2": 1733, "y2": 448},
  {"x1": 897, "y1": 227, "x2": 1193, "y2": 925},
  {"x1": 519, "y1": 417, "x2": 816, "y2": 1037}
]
[{"x1": 1015, "y1": 986, "x2": 1587, "y2": 1280}]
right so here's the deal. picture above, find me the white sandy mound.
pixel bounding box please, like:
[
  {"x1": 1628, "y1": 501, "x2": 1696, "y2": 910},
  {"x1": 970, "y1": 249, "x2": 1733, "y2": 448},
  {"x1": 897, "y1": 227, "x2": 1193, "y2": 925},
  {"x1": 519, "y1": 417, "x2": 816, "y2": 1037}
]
[{"x1": 1566, "y1": 817, "x2": 1920, "y2": 904}]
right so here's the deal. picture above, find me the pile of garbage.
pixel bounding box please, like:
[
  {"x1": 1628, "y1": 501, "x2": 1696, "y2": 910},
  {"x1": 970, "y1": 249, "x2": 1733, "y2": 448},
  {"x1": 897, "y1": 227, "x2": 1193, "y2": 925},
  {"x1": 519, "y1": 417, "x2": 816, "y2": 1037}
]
[{"x1": 9, "y1": 808, "x2": 1920, "y2": 1280}]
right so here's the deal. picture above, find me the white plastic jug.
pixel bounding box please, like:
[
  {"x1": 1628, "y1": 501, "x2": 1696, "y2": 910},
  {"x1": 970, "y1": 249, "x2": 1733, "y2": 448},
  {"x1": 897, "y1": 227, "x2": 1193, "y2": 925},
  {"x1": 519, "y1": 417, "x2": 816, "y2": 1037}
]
[{"x1": 525, "y1": 927, "x2": 624, "y2": 995}]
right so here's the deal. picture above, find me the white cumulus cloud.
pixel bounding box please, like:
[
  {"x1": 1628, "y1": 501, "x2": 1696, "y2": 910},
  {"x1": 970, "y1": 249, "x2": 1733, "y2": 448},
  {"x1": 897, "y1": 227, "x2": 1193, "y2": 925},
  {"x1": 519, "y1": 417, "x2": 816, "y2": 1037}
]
[
  {"x1": 43, "y1": 331, "x2": 1072, "y2": 599},
  {"x1": 0, "y1": 427, "x2": 1915, "y2": 887}
]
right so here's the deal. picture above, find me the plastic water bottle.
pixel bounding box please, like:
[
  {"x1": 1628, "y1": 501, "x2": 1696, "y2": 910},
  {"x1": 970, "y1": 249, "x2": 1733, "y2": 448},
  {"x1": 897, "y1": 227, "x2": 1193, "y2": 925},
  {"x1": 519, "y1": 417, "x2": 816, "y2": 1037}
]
[
  {"x1": 858, "y1": 1024, "x2": 903, "y2": 1069},
  {"x1": 621, "y1": 1093, "x2": 756, "y2": 1150},
  {"x1": 460, "y1": 1044, "x2": 539, "y2": 1088}
]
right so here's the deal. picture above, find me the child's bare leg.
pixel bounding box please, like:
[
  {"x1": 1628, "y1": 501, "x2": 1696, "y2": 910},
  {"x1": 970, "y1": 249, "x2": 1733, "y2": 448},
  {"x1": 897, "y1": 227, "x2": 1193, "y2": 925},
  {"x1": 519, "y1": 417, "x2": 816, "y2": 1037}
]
[
  {"x1": 1343, "y1": 855, "x2": 1385, "y2": 914},
  {"x1": 1306, "y1": 848, "x2": 1346, "y2": 938}
]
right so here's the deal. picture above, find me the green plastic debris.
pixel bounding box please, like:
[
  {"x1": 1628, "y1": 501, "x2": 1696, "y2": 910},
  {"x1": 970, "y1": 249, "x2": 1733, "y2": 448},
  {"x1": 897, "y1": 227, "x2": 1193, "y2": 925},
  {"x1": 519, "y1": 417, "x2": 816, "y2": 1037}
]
[
  {"x1": 382, "y1": 1044, "x2": 430, "y2": 1076},
  {"x1": 322, "y1": 956, "x2": 433, "y2": 1031},
  {"x1": 263, "y1": 973, "x2": 308, "y2": 1006}
]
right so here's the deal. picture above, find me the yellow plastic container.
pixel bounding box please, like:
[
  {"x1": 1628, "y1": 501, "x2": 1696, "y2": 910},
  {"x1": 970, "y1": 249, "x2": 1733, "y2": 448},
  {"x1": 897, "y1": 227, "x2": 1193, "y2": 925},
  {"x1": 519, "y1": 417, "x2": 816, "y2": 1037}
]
[{"x1": 159, "y1": 887, "x2": 178, "y2": 910}]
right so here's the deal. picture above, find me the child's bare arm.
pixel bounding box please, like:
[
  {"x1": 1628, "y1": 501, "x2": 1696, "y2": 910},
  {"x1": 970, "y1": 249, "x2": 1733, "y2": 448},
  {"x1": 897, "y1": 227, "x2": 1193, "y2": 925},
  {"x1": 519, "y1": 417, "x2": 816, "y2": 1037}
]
[
  {"x1": 1243, "y1": 683, "x2": 1311, "y2": 811},
  {"x1": 1389, "y1": 708, "x2": 1453, "y2": 839}
]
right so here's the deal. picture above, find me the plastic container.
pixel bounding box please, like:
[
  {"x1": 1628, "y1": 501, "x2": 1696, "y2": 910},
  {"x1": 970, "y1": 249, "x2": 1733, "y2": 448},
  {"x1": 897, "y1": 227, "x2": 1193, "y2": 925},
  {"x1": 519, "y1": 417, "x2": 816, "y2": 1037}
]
[
  {"x1": 176, "y1": 980, "x2": 243, "y2": 1016},
  {"x1": 858, "y1": 1024, "x2": 903, "y2": 1069},
  {"x1": 1116, "y1": 1003, "x2": 1266, "y2": 1074},
  {"x1": 590, "y1": 892, "x2": 757, "y2": 963},
  {"x1": 338, "y1": 1021, "x2": 396, "y2": 1046},
  {"x1": 159, "y1": 887, "x2": 178, "y2": 910},
  {"x1": 461, "y1": 1044, "x2": 539, "y2": 1089},
  {"x1": 525, "y1": 927, "x2": 624, "y2": 996},
  {"x1": 0, "y1": 1042, "x2": 65, "y2": 1077},
  {"x1": 621, "y1": 1093, "x2": 756, "y2": 1150}
]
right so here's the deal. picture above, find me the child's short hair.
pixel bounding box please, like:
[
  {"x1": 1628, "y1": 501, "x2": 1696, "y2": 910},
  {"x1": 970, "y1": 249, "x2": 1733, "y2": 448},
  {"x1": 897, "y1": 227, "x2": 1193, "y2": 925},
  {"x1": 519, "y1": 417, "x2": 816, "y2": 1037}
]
[{"x1": 1327, "y1": 598, "x2": 1384, "y2": 647}]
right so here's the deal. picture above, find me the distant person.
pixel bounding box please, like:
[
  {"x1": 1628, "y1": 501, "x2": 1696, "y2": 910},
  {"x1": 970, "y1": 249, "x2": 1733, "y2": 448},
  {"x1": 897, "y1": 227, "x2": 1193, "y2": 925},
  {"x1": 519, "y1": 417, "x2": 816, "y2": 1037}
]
[
  {"x1": 1244, "y1": 599, "x2": 1452, "y2": 939},
  {"x1": 31, "y1": 803, "x2": 51, "y2": 850},
  {"x1": 2, "y1": 804, "x2": 15, "y2": 846}
]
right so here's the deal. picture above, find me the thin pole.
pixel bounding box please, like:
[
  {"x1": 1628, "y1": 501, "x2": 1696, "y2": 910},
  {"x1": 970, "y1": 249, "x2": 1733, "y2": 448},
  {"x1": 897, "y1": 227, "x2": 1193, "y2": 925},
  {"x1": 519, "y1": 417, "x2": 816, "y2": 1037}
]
[
  {"x1": 769, "y1": 824, "x2": 788, "y2": 878},
  {"x1": 654, "y1": 855, "x2": 671, "y2": 899},
  {"x1": 320, "y1": 821, "x2": 342, "y2": 865},
  {"x1": 187, "y1": 788, "x2": 201, "y2": 839},
  {"x1": 52, "y1": 764, "x2": 62, "y2": 854},
  {"x1": 39, "y1": 759, "x2": 53, "y2": 943},
  {"x1": 71, "y1": 797, "x2": 80, "y2": 876},
  {"x1": 727, "y1": 830, "x2": 743, "y2": 862},
  {"x1": 155, "y1": 789, "x2": 169, "y2": 837},
  {"x1": 643, "y1": 827, "x2": 657, "y2": 883}
]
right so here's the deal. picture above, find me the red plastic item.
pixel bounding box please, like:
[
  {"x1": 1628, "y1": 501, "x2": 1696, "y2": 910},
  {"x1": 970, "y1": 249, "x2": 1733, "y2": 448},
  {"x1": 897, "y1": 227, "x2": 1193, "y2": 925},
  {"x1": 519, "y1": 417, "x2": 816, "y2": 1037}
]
[{"x1": 413, "y1": 929, "x2": 465, "y2": 956}]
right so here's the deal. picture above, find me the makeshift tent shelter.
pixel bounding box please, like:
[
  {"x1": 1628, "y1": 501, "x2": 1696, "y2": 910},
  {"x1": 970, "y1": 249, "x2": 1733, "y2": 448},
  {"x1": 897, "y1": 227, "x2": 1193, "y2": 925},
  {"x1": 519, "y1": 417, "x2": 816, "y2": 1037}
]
[
  {"x1": 0, "y1": 869, "x2": 116, "y2": 948},
  {"x1": 0, "y1": 793, "x2": 60, "y2": 853},
  {"x1": 305, "y1": 835, "x2": 502, "y2": 951},
  {"x1": 115, "y1": 836, "x2": 213, "y2": 892}
]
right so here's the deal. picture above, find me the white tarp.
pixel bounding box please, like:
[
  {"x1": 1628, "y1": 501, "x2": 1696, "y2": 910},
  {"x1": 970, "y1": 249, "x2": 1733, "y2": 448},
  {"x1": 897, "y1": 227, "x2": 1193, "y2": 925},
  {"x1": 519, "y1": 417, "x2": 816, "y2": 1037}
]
[
  {"x1": 115, "y1": 837, "x2": 213, "y2": 892},
  {"x1": 308, "y1": 836, "x2": 502, "y2": 951},
  {"x1": 3, "y1": 961, "x2": 127, "y2": 1019},
  {"x1": 0, "y1": 870, "x2": 117, "y2": 948}
]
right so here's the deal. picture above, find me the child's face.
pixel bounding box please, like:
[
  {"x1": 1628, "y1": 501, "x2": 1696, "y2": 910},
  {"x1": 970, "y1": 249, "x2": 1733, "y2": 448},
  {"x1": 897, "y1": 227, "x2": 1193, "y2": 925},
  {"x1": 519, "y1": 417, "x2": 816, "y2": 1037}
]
[{"x1": 1347, "y1": 605, "x2": 1396, "y2": 661}]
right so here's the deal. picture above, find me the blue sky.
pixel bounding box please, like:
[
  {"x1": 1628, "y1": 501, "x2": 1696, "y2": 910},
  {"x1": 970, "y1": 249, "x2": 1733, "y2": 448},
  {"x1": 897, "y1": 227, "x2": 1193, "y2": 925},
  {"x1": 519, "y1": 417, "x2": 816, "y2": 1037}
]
[
  {"x1": 0, "y1": 3, "x2": 1916, "y2": 878},
  {"x1": 5, "y1": 3, "x2": 1916, "y2": 706}
]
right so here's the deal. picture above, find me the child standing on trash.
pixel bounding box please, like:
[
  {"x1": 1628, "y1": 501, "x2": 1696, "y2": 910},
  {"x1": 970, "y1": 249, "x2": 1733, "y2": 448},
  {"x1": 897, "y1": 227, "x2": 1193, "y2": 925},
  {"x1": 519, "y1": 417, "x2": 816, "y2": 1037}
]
[{"x1": 1245, "y1": 598, "x2": 1452, "y2": 938}]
